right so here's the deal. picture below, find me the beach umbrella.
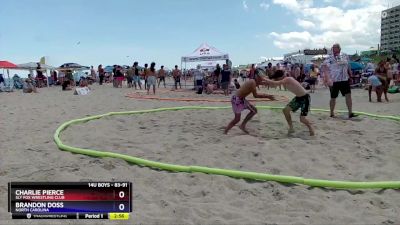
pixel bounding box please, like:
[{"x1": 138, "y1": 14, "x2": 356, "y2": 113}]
[
  {"x1": 0, "y1": 61, "x2": 17, "y2": 92},
  {"x1": 58, "y1": 63, "x2": 90, "y2": 71},
  {"x1": 104, "y1": 65, "x2": 114, "y2": 73},
  {"x1": 349, "y1": 61, "x2": 364, "y2": 71}
]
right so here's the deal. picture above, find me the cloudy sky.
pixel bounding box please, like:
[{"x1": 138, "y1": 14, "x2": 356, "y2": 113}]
[{"x1": 0, "y1": 0, "x2": 399, "y2": 68}]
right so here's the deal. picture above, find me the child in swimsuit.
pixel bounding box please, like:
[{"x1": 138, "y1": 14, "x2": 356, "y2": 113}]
[
  {"x1": 224, "y1": 75, "x2": 275, "y2": 134},
  {"x1": 368, "y1": 74, "x2": 383, "y2": 102},
  {"x1": 266, "y1": 73, "x2": 315, "y2": 136}
]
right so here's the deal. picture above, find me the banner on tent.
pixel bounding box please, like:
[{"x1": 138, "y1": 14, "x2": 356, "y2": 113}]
[{"x1": 181, "y1": 54, "x2": 229, "y2": 62}]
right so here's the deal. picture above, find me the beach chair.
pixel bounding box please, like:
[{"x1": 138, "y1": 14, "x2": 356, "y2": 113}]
[
  {"x1": 350, "y1": 71, "x2": 362, "y2": 88},
  {"x1": 12, "y1": 75, "x2": 23, "y2": 89}
]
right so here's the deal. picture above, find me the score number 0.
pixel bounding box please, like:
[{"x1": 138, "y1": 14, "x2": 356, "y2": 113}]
[{"x1": 118, "y1": 191, "x2": 126, "y2": 211}]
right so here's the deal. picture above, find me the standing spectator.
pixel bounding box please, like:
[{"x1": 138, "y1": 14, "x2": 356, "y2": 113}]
[
  {"x1": 172, "y1": 65, "x2": 182, "y2": 89},
  {"x1": 158, "y1": 65, "x2": 166, "y2": 88},
  {"x1": 220, "y1": 64, "x2": 231, "y2": 96},
  {"x1": 322, "y1": 43, "x2": 357, "y2": 118},
  {"x1": 375, "y1": 61, "x2": 389, "y2": 102},
  {"x1": 308, "y1": 64, "x2": 319, "y2": 93},
  {"x1": 98, "y1": 65, "x2": 105, "y2": 85},
  {"x1": 147, "y1": 62, "x2": 157, "y2": 95},
  {"x1": 65, "y1": 70, "x2": 74, "y2": 86},
  {"x1": 193, "y1": 64, "x2": 204, "y2": 94},
  {"x1": 143, "y1": 63, "x2": 148, "y2": 89},
  {"x1": 36, "y1": 63, "x2": 45, "y2": 88},
  {"x1": 52, "y1": 70, "x2": 58, "y2": 85},
  {"x1": 126, "y1": 66, "x2": 134, "y2": 88},
  {"x1": 114, "y1": 66, "x2": 124, "y2": 88},
  {"x1": 214, "y1": 64, "x2": 222, "y2": 88},
  {"x1": 112, "y1": 65, "x2": 117, "y2": 87},
  {"x1": 266, "y1": 63, "x2": 273, "y2": 78},
  {"x1": 58, "y1": 70, "x2": 65, "y2": 86},
  {"x1": 299, "y1": 64, "x2": 306, "y2": 82},
  {"x1": 90, "y1": 66, "x2": 97, "y2": 83},
  {"x1": 240, "y1": 71, "x2": 245, "y2": 82},
  {"x1": 294, "y1": 64, "x2": 301, "y2": 81},
  {"x1": 133, "y1": 62, "x2": 142, "y2": 89},
  {"x1": 248, "y1": 64, "x2": 255, "y2": 80}
]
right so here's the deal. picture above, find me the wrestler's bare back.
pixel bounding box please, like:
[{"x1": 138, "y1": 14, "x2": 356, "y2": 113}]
[{"x1": 236, "y1": 80, "x2": 257, "y2": 98}]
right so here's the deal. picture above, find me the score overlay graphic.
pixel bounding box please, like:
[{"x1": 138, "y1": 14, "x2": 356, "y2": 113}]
[{"x1": 8, "y1": 182, "x2": 132, "y2": 220}]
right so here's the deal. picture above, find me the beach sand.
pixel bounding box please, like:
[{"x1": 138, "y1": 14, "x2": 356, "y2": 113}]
[{"x1": 0, "y1": 81, "x2": 399, "y2": 225}]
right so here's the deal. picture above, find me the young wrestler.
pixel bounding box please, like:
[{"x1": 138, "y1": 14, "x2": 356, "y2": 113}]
[
  {"x1": 224, "y1": 75, "x2": 275, "y2": 134},
  {"x1": 266, "y1": 73, "x2": 315, "y2": 136}
]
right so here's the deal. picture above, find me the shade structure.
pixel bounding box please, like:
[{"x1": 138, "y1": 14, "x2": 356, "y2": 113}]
[
  {"x1": 58, "y1": 63, "x2": 90, "y2": 71},
  {"x1": 0, "y1": 61, "x2": 17, "y2": 69},
  {"x1": 181, "y1": 43, "x2": 229, "y2": 63},
  {"x1": 17, "y1": 62, "x2": 55, "y2": 70},
  {"x1": 349, "y1": 61, "x2": 364, "y2": 71},
  {"x1": 104, "y1": 66, "x2": 114, "y2": 73},
  {"x1": 0, "y1": 61, "x2": 17, "y2": 92}
]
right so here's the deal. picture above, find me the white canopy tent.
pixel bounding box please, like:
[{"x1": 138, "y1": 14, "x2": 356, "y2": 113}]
[
  {"x1": 181, "y1": 43, "x2": 229, "y2": 87},
  {"x1": 17, "y1": 62, "x2": 55, "y2": 87},
  {"x1": 181, "y1": 43, "x2": 229, "y2": 63},
  {"x1": 17, "y1": 62, "x2": 55, "y2": 70}
]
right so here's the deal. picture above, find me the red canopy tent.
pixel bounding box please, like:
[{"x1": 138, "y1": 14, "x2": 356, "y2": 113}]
[
  {"x1": 0, "y1": 61, "x2": 17, "y2": 69},
  {"x1": 0, "y1": 61, "x2": 18, "y2": 92}
]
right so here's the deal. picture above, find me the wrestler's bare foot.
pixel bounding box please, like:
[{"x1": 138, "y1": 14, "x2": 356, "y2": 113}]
[
  {"x1": 239, "y1": 125, "x2": 249, "y2": 134},
  {"x1": 288, "y1": 128, "x2": 295, "y2": 135},
  {"x1": 309, "y1": 129, "x2": 315, "y2": 136}
]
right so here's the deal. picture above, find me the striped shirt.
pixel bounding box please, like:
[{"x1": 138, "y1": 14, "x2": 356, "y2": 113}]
[{"x1": 322, "y1": 54, "x2": 350, "y2": 82}]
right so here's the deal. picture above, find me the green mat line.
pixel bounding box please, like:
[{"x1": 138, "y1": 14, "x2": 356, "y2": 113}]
[{"x1": 54, "y1": 106, "x2": 400, "y2": 189}]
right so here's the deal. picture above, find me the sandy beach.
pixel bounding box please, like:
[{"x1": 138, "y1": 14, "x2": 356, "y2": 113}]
[{"x1": 1, "y1": 82, "x2": 399, "y2": 225}]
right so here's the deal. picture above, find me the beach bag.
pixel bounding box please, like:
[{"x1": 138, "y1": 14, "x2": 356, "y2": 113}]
[{"x1": 388, "y1": 86, "x2": 399, "y2": 94}]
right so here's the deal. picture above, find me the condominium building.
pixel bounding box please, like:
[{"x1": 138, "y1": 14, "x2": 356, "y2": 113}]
[{"x1": 381, "y1": 5, "x2": 400, "y2": 51}]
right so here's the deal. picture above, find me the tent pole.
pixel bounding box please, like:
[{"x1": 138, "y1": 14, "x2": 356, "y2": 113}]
[
  {"x1": 180, "y1": 60, "x2": 183, "y2": 88},
  {"x1": 7, "y1": 69, "x2": 11, "y2": 90},
  {"x1": 184, "y1": 61, "x2": 187, "y2": 88},
  {"x1": 46, "y1": 69, "x2": 50, "y2": 87}
]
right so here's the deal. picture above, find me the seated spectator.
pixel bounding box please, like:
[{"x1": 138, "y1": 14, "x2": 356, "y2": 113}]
[{"x1": 23, "y1": 78, "x2": 38, "y2": 93}]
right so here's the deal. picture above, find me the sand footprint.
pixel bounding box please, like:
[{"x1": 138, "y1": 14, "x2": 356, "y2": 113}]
[{"x1": 369, "y1": 198, "x2": 390, "y2": 209}]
